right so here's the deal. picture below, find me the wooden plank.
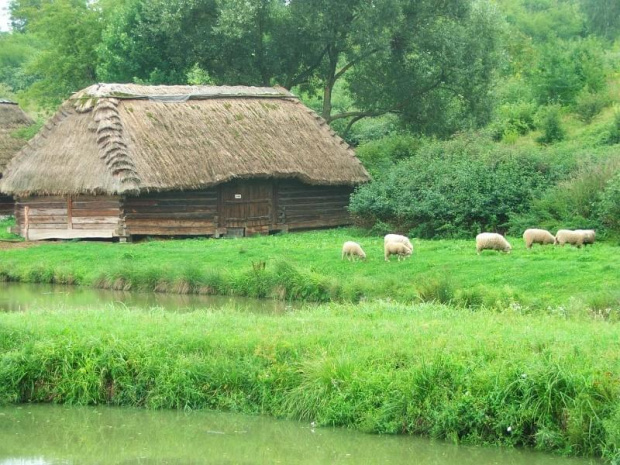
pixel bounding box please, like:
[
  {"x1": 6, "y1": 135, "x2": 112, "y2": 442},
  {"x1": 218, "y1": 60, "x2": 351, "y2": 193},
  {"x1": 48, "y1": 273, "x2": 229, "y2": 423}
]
[
  {"x1": 28, "y1": 208, "x2": 69, "y2": 216},
  {"x1": 72, "y1": 223, "x2": 119, "y2": 230},
  {"x1": 30, "y1": 215, "x2": 68, "y2": 226},
  {"x1": 24, "y1": 206, "x2": 29, "y2": 241},
  {"x1": 126, "y1": 226, "x2": 216, "y2": 235},
  {"x1": 28, "y1": 223, "x2": 71, "y2": 230},
  {"x1": 125, "y1": 212, "x2": 216, "y2": 220},
  {"x1": 67, "y1": 197, "x2": 73, "y2": 229},
  {"x1": 126, "y1": 219, "x2": 216, "y2": 228},
  {"x1": 27, "y1": 229, "x2": 116, "y2": 240},
  {"x1": 72, "y1": 201, "x2": 121, "y2": 209},
  {"x1": 71, "y1": 209, "x2": 122, "y2": 217},
  {"x1": 71, "y1": 216, "x2": 120, "y2": 224},
  {"x1": 124, "y1": 206, "x2": 217, "y2": 215}
]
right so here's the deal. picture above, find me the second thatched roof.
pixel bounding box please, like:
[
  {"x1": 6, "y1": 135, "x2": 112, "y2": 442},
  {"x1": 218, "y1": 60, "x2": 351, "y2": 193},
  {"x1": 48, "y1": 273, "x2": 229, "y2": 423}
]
[
  {"x1": 0, "y1": 84, "x2": 370, "y2": 196},
  {"x1": 0, "y1": 100, "x2": 35, "y2": 177}
]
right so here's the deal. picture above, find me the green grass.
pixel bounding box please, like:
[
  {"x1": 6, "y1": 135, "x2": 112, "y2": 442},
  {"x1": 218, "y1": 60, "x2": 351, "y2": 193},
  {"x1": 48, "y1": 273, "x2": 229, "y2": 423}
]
[
  {"x1": 0, "y1": 303, "x2": 618, "y2": 461},
  {"x1": 0, "y1": 217, "x2": 21, "y2": 241},
  {"x1": 0, "y1": 228, "x2": 619, "y2": 311}
]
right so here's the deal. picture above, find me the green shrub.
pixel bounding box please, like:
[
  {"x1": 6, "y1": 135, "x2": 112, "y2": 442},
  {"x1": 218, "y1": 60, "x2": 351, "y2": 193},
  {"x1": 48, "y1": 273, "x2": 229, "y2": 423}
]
[
  {"x1": 536, "y1": 105, "x2": 565, "y2": 144},
  {"x1": 599, "y1": 172, "x2": 620, "y2": 234},
  {"x1": 574, "y1": 89, "x2": 612, "y2": 124},
  {"x1": 509, "y1": 157, "x2": 620, "y2": 235},
  {"x1": 490, "y1": 101, "x2": 538, "y2": 141},
  {"x1": 355, "y1": 134, "x2": 424, "y2": 180},
  {"x1": 350, "y1": 134, "x2": 560, "y2": 238},
  {"x1": 603, "y1": 108, "x2": 620, "y2": 145}
]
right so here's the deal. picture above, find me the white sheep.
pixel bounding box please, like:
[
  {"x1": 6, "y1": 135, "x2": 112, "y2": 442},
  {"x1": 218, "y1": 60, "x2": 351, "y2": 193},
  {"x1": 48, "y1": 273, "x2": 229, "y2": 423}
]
[
  {"x1": 523, "y1": 228, "x2": 556, "y2": 249},
  {"x1": 555, "y1": 229, "x2": 585, "y2": 248},
  {"x1": 575, "y1": 229, "x2": 596, "y2": 245},
  {"x1": 384, "y1": 241, "x2": 412, "y2": 261},
  {"x1": 341, "y1": 241, "x2": 366, "y2": 261},
  {"x1": 384, "y1": 234, "x2": 413, "y2": 252},
  {"x1": 476, "y1": 233, "x2": 512, "y2": 254}
]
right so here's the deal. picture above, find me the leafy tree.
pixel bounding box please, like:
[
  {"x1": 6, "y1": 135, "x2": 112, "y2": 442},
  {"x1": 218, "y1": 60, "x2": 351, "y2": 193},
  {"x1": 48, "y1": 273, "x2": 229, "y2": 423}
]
[
  {"x1": 10, "y1": 0, "x2": 103, "y2": 108},
  {"x1": 0, "y1": 31, "x2": 40, "y2": 94},
  {"x1": 97, "y1": 0, "x2": 218, "y2": 84},
  {"x1": 579, "y1": 0, "x2": 620, "y2": 40}
]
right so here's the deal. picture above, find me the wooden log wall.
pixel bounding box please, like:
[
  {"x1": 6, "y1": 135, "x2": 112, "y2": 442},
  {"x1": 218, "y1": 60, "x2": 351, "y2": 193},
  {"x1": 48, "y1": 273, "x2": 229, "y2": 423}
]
[
  {"x1": 15, "y1": 196, "x2": 122, "y2": 240},
  {"x1": 275, "y1": 180, "x2": 354, "y2": 231},
  {"x1": 0, "y1": 194, "x2": 14, "y2": 217},
  {"x1": 123, "y1": 190, "x2": 218, "y2": 236}
]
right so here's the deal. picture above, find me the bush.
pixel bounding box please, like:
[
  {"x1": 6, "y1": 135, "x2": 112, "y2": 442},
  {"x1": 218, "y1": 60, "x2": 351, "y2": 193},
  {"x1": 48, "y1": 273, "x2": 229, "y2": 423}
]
[
  {"x1": 574, "y1": 89, "x2": 612, "y2": 124},
  {"x1": 536, "y1": 105, "x2": 565, "y2": 144},
  {"x1": 599, "y1": 172, "x2": 620, "y2": 234},
  {"x1": 355, "y1": 134, "x2": 424, "y2": 180},
  {"x1": 490, "y1": 101, "x2": 538, "y2": 141},
  {"x1": 350, "y1": 134, "x2": 560, "y2": 238},
  {"x1": 603, "y1": 108, "x2": 620, "y2": 145},
  {"x1": 509, "y1": 157, "x2": 620, "y2": 235}
]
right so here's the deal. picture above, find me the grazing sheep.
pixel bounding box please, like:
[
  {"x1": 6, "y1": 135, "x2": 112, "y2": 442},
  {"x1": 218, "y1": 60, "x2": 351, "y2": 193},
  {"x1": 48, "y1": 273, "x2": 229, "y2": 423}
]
[
  {"x1": 476, "y1": 233, "x2": 512, "y2": 254},
  {"x1": 342, "y1": 241, "x2": 366, "y2": 261},
  {"x1": 384, "y1": 241, "x2": 413, "y2": 261},
  {"x1": 575, "y1": 229, "x2": 596, "y2": 245},
  {"x1": 523, "y1": 228, "x2": 556, "y2": 249},
  {"x1": 384, "y1": 234, "x2": 413, "y2": 252},
  {"x1": 555, "y1": 229, "x2": 585, "y2": 247}
]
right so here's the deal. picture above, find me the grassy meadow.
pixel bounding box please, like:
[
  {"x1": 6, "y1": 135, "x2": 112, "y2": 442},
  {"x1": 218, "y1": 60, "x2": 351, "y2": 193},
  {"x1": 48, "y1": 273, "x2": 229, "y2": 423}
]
[
  {"x1": 3, "y1": 219, "x2": 620, "y2": 460},
  {"x1": 0, "y1": 222, "x2": 619, "y2": 312},
  {"x1": 0, "y1": 303, "x2": 619, "y2": 461}
]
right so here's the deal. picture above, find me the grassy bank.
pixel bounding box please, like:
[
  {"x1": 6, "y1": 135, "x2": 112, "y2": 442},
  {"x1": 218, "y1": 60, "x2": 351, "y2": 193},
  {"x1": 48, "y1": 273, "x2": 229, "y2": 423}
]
[
  {"x1": 0, "y1": 228, "x2": 619, "y2": 310},
  {"x1": 0, "y1": 303, "x2": 618, "y2": 461}
]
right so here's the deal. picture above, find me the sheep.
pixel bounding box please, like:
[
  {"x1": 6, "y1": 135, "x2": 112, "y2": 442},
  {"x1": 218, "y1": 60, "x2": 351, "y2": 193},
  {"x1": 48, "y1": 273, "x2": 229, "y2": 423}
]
[
  {"x1": 384, "y1": 241, "x2": 413, "y2": 261},
  {"x1": 342, "y1": 241, "x2": 366, "y2": 261},
  {"x1": 575, "y1": 229, "x2": 596, "y2": 245},
  {"x1": 523, "y1": 228, "x2": 556, "y2": 249},
  {"x1": 384, "y1": 234, "x2": 413, "y2": 252},
  {"x1": 476, "y1": 233, "x2": 512, "y2": 254},
  {"x1": 555, "y1": 229, "x2": 586, "y2": 248}
]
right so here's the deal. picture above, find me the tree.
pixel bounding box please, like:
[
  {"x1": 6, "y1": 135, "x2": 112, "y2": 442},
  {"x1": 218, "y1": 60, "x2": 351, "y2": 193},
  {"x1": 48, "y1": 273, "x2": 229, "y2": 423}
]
[
  {"x1": 579, "y1": 0, "x2": 620, "y2": 40},
  {"x1": 97, "y1": 0, "x2": 219, "y2": 84},
  {"x1": 10, "y1": 0, "x2": 103, "y2": 108}
]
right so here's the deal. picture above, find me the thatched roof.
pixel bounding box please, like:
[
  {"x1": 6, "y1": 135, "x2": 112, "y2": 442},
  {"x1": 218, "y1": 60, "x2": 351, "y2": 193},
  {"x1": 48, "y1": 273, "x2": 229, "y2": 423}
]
[
  {"x1": 0, "y1": 101, "x2": 35, "y2": 177},
  {"x1": 0, "y1": 84, "x2": 370, "y2": 196}
]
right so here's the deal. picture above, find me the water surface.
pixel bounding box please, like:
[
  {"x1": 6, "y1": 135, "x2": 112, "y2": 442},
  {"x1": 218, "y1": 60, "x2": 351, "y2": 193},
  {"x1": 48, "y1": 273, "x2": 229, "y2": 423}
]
[
  {"x1": 0, "y1": 282, "x2": 305, "y2": 313},
  {"x1": 0, "y1": 405, "x2": 601, "y2": 465}
]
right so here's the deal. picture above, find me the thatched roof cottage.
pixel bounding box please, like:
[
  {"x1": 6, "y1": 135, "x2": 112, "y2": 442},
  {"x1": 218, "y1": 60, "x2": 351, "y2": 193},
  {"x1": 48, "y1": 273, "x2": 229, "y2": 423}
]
[
  {"x1": 0, "y1": 84, "x2": 370, "y2": 240},
  {"x1": 0, "y1": 100, "x2": 34, "y2": 216}
]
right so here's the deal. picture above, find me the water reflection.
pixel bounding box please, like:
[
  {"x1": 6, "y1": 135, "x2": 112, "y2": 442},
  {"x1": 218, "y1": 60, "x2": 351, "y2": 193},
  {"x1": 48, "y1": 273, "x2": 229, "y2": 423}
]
[
  {"x1": 0, "y1": 283, "x2": 305, "y2": 314},
  {"x1": 0, "y1": 405, "x2": 601, "y2": 465}
]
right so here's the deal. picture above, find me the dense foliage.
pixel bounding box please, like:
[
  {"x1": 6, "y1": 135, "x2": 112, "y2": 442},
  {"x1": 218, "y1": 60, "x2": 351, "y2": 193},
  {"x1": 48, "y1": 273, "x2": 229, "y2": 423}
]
[{"x1": 349, "y1": 135, "x2": 570, "y2": 238}]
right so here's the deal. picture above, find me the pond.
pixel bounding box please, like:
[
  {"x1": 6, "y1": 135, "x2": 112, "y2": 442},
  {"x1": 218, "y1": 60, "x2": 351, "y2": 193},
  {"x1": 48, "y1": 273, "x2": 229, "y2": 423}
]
[
  {"x1": 0, "y1": 282, "x2": 306, "y2": 313},
  {"x1": 0, "y1": 405, "x2": 602, "y2": 465}
]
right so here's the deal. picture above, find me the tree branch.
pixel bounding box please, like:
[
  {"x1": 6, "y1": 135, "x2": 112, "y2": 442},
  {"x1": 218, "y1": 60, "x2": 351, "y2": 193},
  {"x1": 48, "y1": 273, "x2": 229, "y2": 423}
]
[
  {"x1": 286, "y1": 46, "x2": 330, "y2": 89},
  {"x1": 334, "y1": 47, "x2": 382, "y2": 82}
]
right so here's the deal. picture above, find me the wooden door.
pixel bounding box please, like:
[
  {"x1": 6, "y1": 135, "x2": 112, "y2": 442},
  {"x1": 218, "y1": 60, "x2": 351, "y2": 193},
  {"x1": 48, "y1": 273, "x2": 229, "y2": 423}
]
[{"x1": 219, "y1": 180, "x2": 273, "y2": 235}]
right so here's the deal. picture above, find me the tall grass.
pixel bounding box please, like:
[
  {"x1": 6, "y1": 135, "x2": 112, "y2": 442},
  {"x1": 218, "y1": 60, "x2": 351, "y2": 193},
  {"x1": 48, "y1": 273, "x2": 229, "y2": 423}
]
[{"x1": 0, "y1": 303, "x2": 618, "y2": 462}]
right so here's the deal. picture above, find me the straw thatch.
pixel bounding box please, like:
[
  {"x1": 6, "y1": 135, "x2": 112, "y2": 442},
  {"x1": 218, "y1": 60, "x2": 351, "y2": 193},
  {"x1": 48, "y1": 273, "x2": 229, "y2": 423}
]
[
  {"x1": 0, "y1": 84, "x2": 370, "y2": 195},
  {"x1": 0, "y1": 101, "x2": 35, "y2": 177}
]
